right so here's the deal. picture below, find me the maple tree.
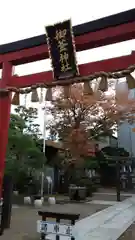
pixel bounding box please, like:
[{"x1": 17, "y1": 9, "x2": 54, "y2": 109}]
[{"x1": 47, "y1": 80, "x2": 135, "y2": 163}]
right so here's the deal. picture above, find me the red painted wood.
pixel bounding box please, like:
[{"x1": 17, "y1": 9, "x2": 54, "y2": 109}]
[
  {"x1": 0, "y1": 15, "x2": 135, "y2": 193},
  {"x1": 0, "y1": 62, "x2": 12, "y2": 196},
  {"x1": 0, "y1": 45, "x2": 49, "y2": 67},
  {"x1": 0, "y1": 21, "x2": 135, "y2": 66},
  {"x1": 9, "y1": 52, "x2": 135, "y2": 88},
  {"x1": 76, "y1": 21, "x2": 135, "y2": 50}
]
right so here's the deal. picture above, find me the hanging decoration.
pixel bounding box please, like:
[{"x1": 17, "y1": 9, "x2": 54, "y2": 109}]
[
  {"x1": 126, "y1": 74, "x2": 135, "y2": 89},
  {"x1": 83, "y1": 81, "x2": 93, "y2": 95},
  {"x1": 39, "y1": 88, "x2": 44, "y2": 103},
  {"x1": 11, "y1": 92, "x2": 20, "y2": 105},
  {"x1": 1, "y1": 63, "x2": 135, "y2": 107},
  {"x1": 115, "y1": 80, "x2": 129, "y2": 105},
  {"x1": 31, "y1": 89, "x2": 39, "y2": 102},
  {"x1": 98, "y1": 76, "x2": 108, "y2": 92},
  {"x1": 45, "y1": 88, "x2": 52, "y2": 101}
]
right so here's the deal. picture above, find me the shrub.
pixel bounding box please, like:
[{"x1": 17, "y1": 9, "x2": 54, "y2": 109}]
[{"x1": 79, "y1": 177, "x2": 93, "y2": 197}]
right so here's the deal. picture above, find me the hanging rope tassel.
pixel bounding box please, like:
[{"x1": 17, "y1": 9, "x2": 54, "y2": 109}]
[
  {"x1": 11, "y1": 92, "x2": 20, "y2": 105},
  {"x1": 126, "y1": 74, "x2": 135, "y2": 89},
  {"x1": 31, "y1": 89, "x2": 39, "y2": 102},
  {"x1": 39, "y1": 88, "x2": 44, "y2": 103},
  {"x1": 63, "y1": 85, "x2": 70, "y2": 98},
  {"x1": 115, "y1": 80, "x2": 129, "y2": 105},
  {"x1": 45, "y1": 88, "x2": 52, "y2": 101},
  {"x1": 83, "y1": 81, "x2": 93, "y2": 95},
  {"x1": 98, "y1": 76, "x2": 108, "y2": 92}
]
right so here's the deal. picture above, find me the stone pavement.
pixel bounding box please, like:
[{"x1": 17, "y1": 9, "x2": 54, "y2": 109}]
[{"x1": 75, "y1": 196, "x2": 135, "y2": 240}]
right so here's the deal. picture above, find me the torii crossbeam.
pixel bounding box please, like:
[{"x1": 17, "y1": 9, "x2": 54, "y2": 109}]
[{"x1": 0, "y1": 8, "x2": 135, "y2": 193}]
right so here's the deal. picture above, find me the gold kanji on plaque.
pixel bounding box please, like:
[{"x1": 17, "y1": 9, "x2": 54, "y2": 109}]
[
  {"x1": 55, "y1": 29, "x2": 67, "y2": 41},
  {"x1": 60, "y1": 52, "x2": 69, "y2": 63},
  {"x1": 46, "y1": 19, "x2": 78, "y2": 79},
  {"x1": 58, "y1": 39, "x2": 68, "y2": 52},
  {"x1": 60, "y1": 52, "x2": 71, "y2": 72},
  {"x1": 61, "y1": 62, "x2": 71, "y2": 72}
]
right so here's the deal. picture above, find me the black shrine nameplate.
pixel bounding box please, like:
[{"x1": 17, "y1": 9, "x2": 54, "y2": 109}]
[{"x1": 46, "y1": 19, "x2": 79, "y2": 80}]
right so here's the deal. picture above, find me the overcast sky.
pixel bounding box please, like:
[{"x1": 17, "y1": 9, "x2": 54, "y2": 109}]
[{"x1": 1, "y1": 0, "x2": 135, "y2": 134}]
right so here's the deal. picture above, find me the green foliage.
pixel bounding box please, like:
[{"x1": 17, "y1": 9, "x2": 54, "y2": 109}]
[
  {"x1": 78, "y1": 177, "x2": 93, "y2": 196},
  {"x1": 84, "y1": 156, "x2": 99, "y2": 169},
  {"x1": 101, "y1": 146, "x2": 129, "y2": 157},
  {"x1": 6, "y1": 106, "x2": 45, "y2": 190}
]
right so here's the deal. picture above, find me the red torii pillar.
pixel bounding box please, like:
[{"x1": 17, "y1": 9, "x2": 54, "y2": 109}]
[
  {"x1": 0, "y1": 62, "x2": 13, "y2": 192},
  {"x1": 0, "y1": 8, "x2": 135, "y2": 194}
]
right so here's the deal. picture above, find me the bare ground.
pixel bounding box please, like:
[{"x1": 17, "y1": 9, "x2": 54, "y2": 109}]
[
  {"x1": 118, "y1": 223, "x2": 135, "y2": 240},
  {"x1": 1, "y1": 190, "x2": 132, "y2": 239}
]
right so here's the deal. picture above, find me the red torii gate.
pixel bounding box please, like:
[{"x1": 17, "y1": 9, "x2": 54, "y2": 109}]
[{"x1": 0, "y1": 8, "x2": 135, "y2": 191}]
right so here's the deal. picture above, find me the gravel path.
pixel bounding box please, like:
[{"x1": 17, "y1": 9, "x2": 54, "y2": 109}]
[
  {"x1": 1, "y1": 190, "x2": 132, "y2": 239},
  {"x1": 92, "y1": 194, "x2": 129, "y2": 201}
]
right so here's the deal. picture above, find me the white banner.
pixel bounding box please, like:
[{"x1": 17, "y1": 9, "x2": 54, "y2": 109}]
[{"x1": 37, "y1": 220, "x2": 73, "y2": 237}]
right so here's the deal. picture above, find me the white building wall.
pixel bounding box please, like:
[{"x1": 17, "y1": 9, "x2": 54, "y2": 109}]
[
  {"x1": 97, "y1": 136, "x2": 117, "y2": 150},
  {"x1": 118, "y1": 88, "x2": 135, "y2": 156},
  {"x1": 118, "y1": 122, "x2": 133, "y2": 156}
]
